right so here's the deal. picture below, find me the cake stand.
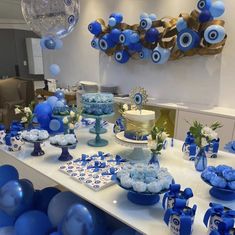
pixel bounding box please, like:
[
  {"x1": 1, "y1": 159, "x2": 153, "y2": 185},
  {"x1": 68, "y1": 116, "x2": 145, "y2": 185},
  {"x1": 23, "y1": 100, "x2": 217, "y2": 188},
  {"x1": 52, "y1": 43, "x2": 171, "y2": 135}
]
[
  {"x1": 50, "y1": 142, "x2": 77, "y2": 162},
  {"x1": 23, "y1": 138, "x2": 48, "y2": 157},
  {"x1": 83, "y1": 113, "x2": 114, "y2": 147},
  {"x1": 89, "y1": 120, "x2": 107, "y2": 134},
  {"x1": 115, "y1": 131, "x2": 150, "y2": 162}
]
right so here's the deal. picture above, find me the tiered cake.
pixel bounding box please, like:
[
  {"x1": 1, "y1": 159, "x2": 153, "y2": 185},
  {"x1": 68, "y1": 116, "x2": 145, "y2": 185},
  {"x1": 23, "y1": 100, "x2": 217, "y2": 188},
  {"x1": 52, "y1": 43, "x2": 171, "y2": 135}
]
[{"x1": 124, "y1": 109, "x2": 155, "y2": 140}]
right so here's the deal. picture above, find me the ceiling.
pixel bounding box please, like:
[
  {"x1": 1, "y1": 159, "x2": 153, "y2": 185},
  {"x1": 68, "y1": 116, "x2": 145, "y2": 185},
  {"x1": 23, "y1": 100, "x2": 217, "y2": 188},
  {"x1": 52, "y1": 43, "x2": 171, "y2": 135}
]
[{"x1": 0, "y1": 0, "x2": 24, "y2": 20}]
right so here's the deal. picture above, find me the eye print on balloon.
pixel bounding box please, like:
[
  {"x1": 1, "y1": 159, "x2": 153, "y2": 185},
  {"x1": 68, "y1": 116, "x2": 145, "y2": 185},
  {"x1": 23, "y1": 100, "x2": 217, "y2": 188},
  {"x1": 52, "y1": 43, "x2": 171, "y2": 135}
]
[
  {"x1": 151, "y1": 46, "x2": 170, "y2": 64},
  {"x1": 177, "y1": 29, "x2": 200, "y2": 52},
  {"x1": 115, "y1": 50, "x2": 130, "y2": 64},
  {"x1": 204, "y1": 25, "x2": 225, "y2": 44},
  {"x1": 197, "y1": 0, "x2": 212, "y2": 11}
]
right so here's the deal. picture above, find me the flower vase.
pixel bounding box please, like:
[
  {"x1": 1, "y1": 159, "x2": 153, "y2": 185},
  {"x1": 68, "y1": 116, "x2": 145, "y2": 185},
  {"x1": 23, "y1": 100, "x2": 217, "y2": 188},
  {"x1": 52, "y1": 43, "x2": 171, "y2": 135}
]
[
  {"x1": 25, "y1": 122, "x2": 34, "y2": 130},
  {"x1": 194, "y1": 147, "x2": 207, "y2": 172},
  {"x1": 149, "y1": 152, "x2": 160, "y2": 167}
]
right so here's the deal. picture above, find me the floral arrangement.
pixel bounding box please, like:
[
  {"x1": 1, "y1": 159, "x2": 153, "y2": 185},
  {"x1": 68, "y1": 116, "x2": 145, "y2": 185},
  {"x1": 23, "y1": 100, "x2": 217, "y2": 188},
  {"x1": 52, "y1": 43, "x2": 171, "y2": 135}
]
[
  {"x1": 147, "y1": 124, "x2": 168, "y2": 155},
  {"x1": 15, "y1": 102, "x2": 35, "y2": 127},
  {"x1": 187, "y1": 121, "x2": 222, "y2": 148},
  {"x1": 119, "y1": 103, "x2": 137, "y2": 115},
  {"x1": 63, "y1": 107, "x2": 82, "y2": 132}
]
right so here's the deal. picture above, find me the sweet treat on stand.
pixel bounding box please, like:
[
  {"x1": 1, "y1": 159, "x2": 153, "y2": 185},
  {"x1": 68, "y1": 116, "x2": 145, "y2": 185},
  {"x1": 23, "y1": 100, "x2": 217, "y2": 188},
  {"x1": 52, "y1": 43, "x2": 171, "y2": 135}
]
[
  {"x1": 49, "y1": 134, "x2": 77, "y2": 146},
  {"x1": 123, "y1": 109, "x2": 155, "y2": 140},
  {"x1": 21, "y1": 129, "x2": 49, "y2": 142},
  {"x1": 81, "y1": 93, "x2": 114, "y2": 116}
]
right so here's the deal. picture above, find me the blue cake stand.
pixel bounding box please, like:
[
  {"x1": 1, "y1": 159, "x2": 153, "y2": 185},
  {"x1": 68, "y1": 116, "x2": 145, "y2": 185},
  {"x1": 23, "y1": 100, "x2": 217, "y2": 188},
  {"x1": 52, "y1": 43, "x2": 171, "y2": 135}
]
[
  {"x1": 50, "y1": 142, "x2": 77, "y2": 162},
  {"x1": 114, "y1": 176, "x2": 170, "y2": 206},
  {"x1": 201, "y1": 176, "x2": 235, "y2": 201},
  {"x1": 23, "y1": 138, "x2": 48, "y2": 157},
  {"x1": 83, "y1": 113, "x2": 114, "y2": 147}
]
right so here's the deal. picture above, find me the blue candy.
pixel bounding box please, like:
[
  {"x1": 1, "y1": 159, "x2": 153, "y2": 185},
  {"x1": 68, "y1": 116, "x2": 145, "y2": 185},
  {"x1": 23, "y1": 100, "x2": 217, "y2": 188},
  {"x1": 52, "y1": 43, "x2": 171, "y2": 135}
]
[
  {"x1": 222, "y1": 169, "x2": 235, "y2": 182},
  {"x1": 210, "y1": 175, "x2": 227, "y2": 188},
  {"x1": 228, "y1": 181, "x2": 235, "y2": 190}
]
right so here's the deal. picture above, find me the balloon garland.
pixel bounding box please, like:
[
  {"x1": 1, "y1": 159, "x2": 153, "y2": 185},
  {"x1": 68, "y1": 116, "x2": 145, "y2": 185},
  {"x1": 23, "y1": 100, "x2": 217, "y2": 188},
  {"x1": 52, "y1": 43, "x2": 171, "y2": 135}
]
[{"x1": 88, "y1": 0, "x2": 227, "y2": 64}]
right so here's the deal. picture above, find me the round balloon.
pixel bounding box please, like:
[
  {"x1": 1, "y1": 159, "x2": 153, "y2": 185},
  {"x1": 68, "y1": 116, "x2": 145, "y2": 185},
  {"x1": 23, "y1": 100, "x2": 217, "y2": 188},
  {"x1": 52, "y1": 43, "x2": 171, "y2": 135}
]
[
  {"x1": 35, "y1": 187, "x2": 61, "y2": 213},
  {"x1": 55, "y1": 91, "x2": 65, "y2": 100},
  {"x1": 0, "y1": 226, "x2": 15, "y2": 235},
  {"x1": 15, "y1": 210, "x2": 52, "y2": 235},
  {"x1": 50, "y1": 64, "x2": 61, "y2": 77},
  {"x1": 0, "y1": 210, "x2": 15, "y2": 228},
  {"x1": 0, "y1": 180, "x2": 34, "y2": 217},
  {"x1": 60, "y1": 204, "x2": 95, "y2": 235},
  {"x1": 0, "y1": 165, "x2": 19, "y2": 188},
  {"x1": 49, "y1": 119, "x2": 62, "y2": 132},
  {"x1": 21, "y1": 0, "x2": 80, "y2": 38},
  {"x1": 34, "y1": 102, "x2": 52, "y2": 116},
  {"x1": 47, "y1": 191, "x2": 85, "y2": 227},
  {"x1": 47, "y1": 96, "x2": 59, "y2": 109}
]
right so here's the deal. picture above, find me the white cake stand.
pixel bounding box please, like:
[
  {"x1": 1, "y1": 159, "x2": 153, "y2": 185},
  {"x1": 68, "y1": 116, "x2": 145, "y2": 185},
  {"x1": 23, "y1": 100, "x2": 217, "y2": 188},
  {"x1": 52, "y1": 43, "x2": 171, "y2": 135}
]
[{"x1": 115, "y1": 131, "x2": 151, "y2": 162}]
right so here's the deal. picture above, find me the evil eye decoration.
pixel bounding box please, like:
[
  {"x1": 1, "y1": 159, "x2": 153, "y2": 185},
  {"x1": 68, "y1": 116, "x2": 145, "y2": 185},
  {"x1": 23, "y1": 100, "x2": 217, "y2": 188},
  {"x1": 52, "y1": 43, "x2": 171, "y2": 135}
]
[
  {"x1": 197, "y1": 0, "x2": 212, "y2": 11},
  {"x1": 99, "y1": 34, "x2": 116, "y2": 51},
  {"x1": 172, "y1": 217, "x2": 180, "y2": 226},
  {"x1": 119, "y1": 30, "x2": 133, "y2": 45},
  {"x1": 177, "y1": 29, "x2": 200, "y2": 52},
  {"x1": 68, "y1": 15, "x2": 75, "y2": 25},
  {"x1": 204, "y1": 25, "x2": 225, "y2": 44},
  {"x1": 140, "y1": 12, "x2": 149, "y2": 20},
  {"x1": 110, "y1": 28, "x2": 121, "y2": 43},
  {"x1": 140, "y1": 17, "x2": 152, "y2": 30},
  {"x1": 145, "y1": 28, "x2": 159, "y2": 43},
  {"x1": 130, "y1": 32, "x2": 140, "y2": 44},
  {"x1": 176, "y1": 18, "x2": 187, "y2": 32},
  {"x1": 149, "y1": 13, "x2": 157, "y2": 21},
  {"x1": 128, "y1": 43, "x2": 142, "y2": 52},
  {"x1": 109, "y1": 13, "x2": 123, "y2": 27},
  {"x1": 115, "y1": 50, "x2": 130, "y2": 64},
  {"x1": 133, "y1": 93, "x2": 143, "y2": 106},
  {"x1": 91, "y1": 37, "x2": 99, "y2": 49},
  {"x1": 88, "y1": 21, "x2": 102, "y2": 36},
  {"x1": 151, "y1": 46, "x2": 170, "y2": 64},
  {"x1": 199, "y1": 10, "x2": 213, "y2": 23},
  {"x1": 64, "y1": 0, "x2": 72, "y2": 6},
  {"x1": 210, "y1": 1, "x2": 225, "y2": 18},
  {"x1": 139, "y1": 48, "x2": 151, "y2": 59}
]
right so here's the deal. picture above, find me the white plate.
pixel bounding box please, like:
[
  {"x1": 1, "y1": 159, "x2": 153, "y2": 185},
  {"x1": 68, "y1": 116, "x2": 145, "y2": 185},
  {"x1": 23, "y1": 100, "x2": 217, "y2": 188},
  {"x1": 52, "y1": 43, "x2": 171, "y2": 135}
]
[{"x1": 116, "y1": 131, "x2": 148, "y2": 144}]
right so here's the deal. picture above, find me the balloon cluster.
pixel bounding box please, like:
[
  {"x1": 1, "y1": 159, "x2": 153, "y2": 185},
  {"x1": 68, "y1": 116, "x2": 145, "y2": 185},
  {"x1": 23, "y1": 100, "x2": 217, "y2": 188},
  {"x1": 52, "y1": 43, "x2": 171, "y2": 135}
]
[
  {"x1": 34, "y1": 92, "x2": 68, "y2": 134},
  {"x1": 21, "y1": 0, "x2": 80, "y2": 79},
  {"x1": 88, "y1": 0, "x2": 226, "y2": 64},
  {"x1": 0, "y1": 164, "x2": 139, "y2": 235}
]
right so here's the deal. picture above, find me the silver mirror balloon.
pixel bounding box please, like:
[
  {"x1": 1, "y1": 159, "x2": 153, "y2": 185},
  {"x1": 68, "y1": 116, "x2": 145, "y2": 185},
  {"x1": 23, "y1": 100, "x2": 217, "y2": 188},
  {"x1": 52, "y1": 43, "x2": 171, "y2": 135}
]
[{"x1": 21, "y1": 0, "x2": 80, "y2": 38}]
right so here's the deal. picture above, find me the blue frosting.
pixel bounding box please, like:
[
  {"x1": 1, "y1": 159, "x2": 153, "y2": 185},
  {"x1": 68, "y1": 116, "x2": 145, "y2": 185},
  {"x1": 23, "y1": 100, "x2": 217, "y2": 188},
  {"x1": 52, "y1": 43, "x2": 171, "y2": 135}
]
[{"x1": 124, "y1": 132, "x2": 148, "y2": 141}]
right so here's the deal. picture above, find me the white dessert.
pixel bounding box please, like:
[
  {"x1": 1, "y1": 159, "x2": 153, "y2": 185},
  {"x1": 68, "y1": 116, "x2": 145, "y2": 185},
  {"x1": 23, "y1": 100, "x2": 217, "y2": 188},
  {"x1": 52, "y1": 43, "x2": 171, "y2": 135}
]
[{"x1": 124, "y1": 109, "x2": 155, "y2": 122}]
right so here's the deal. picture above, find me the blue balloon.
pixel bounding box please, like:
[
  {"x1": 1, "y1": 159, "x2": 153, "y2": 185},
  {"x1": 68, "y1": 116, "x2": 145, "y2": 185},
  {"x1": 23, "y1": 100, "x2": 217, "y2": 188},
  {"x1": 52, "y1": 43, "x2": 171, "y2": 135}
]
[
  {"x1": 60, "y1": 98, "x2": 67, "y2": 105},
  {"x1": 199, "y1": 10, "x2": 213, "y2": 23},
  {"x1": 0, "y1": 210, "x2": 15, "y2": 228},
  {"x1": 15, "y1": 211, "x2": 52, "y2": 235},
  {"x1": 0, "y1": 165, "x2": 19, "y2": 188},
  {"x1": 47, "y1": 191, "x2": 85, "y2": 227},
  {"x1": 55, "y1": 91, "x2": 65, "y2": 99},
  {"x1": 99, "y1": 34, "x2": 116, "y2": 51},
  {"x1": 128, "y1": 43, "x2": 142, "y2": 52},
  {"x1": 60, "y1": 204, "x2": 95, "y2": 235},
  {"x1": 139, "y1": 48, "x2": 151, "y2": 59},
  {"x1": 110, "y1": 29, "x2": 121, "y2": 43},
  {"x1": 145, "y1": 28, "x2": 159, "y2": 43},
  {"x1": 34, "y1": 102, "x2": 52, "y2": 116},
  {"x1": 35, "y1": 187, "x2": 61, "y2": 213},
  {"x1": 54, "y1": 38, "x2": 63, "y2": 49},
  {"x1": 130, "y1": 32, "x2": 140, "y2": 44},
  {"x1": 108, "y1": 17, "x2": 116, "y2": 27},
  {"x1": 119, "y1": 29, "x2": 132, "y2": 46},
  {"x1": 209, "y1": 1, "x2": 225, "y2": 17},
  {"x1": 49, "y1": 119, "x2": 62, "y2": 132},
  {"x1": 47, "y1": 96, "x2": 59, "y2": 109},
  {"x1": 0, "y1": 226, "x2": 15, "y2": 235},
  {"x1": 88, "y1": 21, "x2": 102, "y2": 36},
  {"x1": 115, "y1": 50, "x2": 130, "y2": 64},
  {"x1": 54, "y1": 101, "x2": 65, "y2": 109},
  {"x1": 0, "y1": 180, "x2": 34, "y2": 217},
  {"x1": 37, "y1": 115, "x2": 51, "y2": 131},
  {"x1": 112, "y1": 227, "x2": 137, "y2": 235},
  {"x1": 45, "y1": 38, "x2": 56, "y2": 50},
  {"x1": 50, "y1": 64, "x2": 61, "y2": 77}
]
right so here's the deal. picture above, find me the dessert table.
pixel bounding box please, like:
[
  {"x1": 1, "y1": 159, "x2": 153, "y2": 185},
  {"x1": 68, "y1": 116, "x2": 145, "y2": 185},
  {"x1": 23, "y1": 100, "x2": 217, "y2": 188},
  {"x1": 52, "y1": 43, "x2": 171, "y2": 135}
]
[{"x1": 0, "y1": 126, "x2": 234, "y2": 235}]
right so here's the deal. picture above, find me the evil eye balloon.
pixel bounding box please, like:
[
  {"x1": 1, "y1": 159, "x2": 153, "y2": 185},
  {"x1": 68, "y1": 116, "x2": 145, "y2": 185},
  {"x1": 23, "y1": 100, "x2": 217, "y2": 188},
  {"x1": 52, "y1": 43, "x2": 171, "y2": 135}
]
[
  {"x1": 140, "y1": 17, "x2": 152, "y2": 30},
  {"x1": 41, "y1": 37, "x2": 64, "y2": 50},
  {"x1": 197, "y1": 0, "x2": 212, "y2": 11},
  {"x1": 151, "y1": 46, "x2": 170, "y2": 64},
  {"x1": 199, "y1": 10, "x2": 213, "y2": 23},
  {"x1": 149, "y1": 13, "x2": 157, "y2": 21},
  {"x1": 177, "y1": 29, "x2": 200, "y2": 52},
  {"x1": 204, "y1": 25, "x2": 225, "y2": 44},
  {"x1": 128, "y1": 43, "x2": 142, "y2": 52},
  {"x1": 99, "y1": 34, "x2": 116, "y2": 51},
  {"x1": 109, "y1": 13, "x2": 123, "y2": 27},
  {"x1": 50, "y1": 64, "x2": 61, "y2": 77},
  {"x1": 115, "y1": 50, "x2": 130, "y2": 64},
  {"x1": 88, "y1": 21, "x2": 102, "y2": 36},
  {"x1": 139, "y1": 48, "x2": 151, "y2": 59},
  {"x1": 91, "y1": 37, "x2": 99, "y2": 49},
  {"x1": 209, "y1": 1, "x2": 225, "y2": 18},
  {"x1": 176, "y1": 18, "x2": 187, "y2": 32},
  {"x1": 145, "y1": 28, "x2": 159, "y2": 43},
  {"x1": 133, "y1": 93, "x2": 143, "y2": 106},
  {"x1": 140, "y1": 12, "x2": 149, "y2": 20},
  {"x1": 110, "y1": 29, "x2": 122, "y2": 43},
  {"x1": 119, "y1": 30, "x2": 132, "y2": 45},
  {"x1": 21, "y1": 0, "x2": 80, "y2": 38},
  {"x1": 130, "y1": 32, "x2": 140, "y2": 44}
]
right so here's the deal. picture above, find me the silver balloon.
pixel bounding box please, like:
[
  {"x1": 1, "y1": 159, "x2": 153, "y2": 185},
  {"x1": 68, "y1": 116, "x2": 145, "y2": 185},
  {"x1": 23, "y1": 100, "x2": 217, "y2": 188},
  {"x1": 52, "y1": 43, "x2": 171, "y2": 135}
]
[{"x1": 21, "y1": 0, "x2": 80, "y2": 38}]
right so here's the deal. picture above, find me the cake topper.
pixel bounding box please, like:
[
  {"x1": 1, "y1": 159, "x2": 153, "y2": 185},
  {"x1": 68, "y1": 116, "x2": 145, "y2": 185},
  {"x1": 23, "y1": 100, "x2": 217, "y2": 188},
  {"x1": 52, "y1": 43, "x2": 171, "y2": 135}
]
[{"x1": 130, "y1": 87, "x2": 148, "y2": 112}]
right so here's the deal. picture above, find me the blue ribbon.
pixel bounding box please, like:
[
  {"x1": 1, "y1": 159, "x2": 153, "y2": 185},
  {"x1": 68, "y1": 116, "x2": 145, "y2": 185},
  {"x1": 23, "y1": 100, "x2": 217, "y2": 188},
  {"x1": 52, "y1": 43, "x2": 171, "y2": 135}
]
[
  {"x1": 102, "y1": 167, "x2": 117, "y2": 176},
  {"x1": 108, "y1": 155, "x2": 126, "y2": 165},
  {"x1": 210, "y1": 217, "x2": 234, "y2": 235},
  {"x1": 87, "y1": 161, "x2": 106, "y2": 172}
]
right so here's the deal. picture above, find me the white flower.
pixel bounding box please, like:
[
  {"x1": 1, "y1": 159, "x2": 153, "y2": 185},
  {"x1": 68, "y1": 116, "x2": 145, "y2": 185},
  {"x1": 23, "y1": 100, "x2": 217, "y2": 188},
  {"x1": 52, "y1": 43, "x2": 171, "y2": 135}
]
[
  {"x1": 63, "y1": 117, "x2": 69, "y2": 124},
  {"x1": 69, "y1": 123, "x2": 75, "y2": 130},
  {"x1": 160, "y1": 131, "x2": 169, "y2": 141},
  {"x1": 15, "y1": 108, "x2": 21, "y2": 114},
  {"x1": 21, "y1": 116, "x2": 27, "y2": 123},
  {"x1": 148, "y1": 139, "x2": 157, "y2": 150},
  {"x1": 147, "y1": 135, "x2": 152, "y2": 141},
  {"x1": 78, "y1": 115, "x2": 83, "y2": 122},
  {"x1": 122, "y1": 104, "x2": 129, "y2": 111},
  {"x1": 24, "y1": 107, "x2": 32, "y2": 113},
  {"x1": 208, "y1": 130, "x2": 218, "y2": 140},
  {"x1": 70, "y1": 111, "x2": 75, "y2": 118},
  {"x1": 131, "y1": 105, "x2": 137, "y2": 110},
  {"x1": 201, "y1": 137, "x2": 208, "y2": 147},
  {"x1": 201, "y1": 126, "x2": 213, "y2": 137}
]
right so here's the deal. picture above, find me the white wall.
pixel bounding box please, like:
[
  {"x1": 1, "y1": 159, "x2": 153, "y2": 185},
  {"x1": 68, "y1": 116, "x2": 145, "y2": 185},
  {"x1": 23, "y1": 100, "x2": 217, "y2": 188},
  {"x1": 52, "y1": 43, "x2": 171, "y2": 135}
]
[{"x1": 43, "y1": 0, "x2": 235, "y2": 109}]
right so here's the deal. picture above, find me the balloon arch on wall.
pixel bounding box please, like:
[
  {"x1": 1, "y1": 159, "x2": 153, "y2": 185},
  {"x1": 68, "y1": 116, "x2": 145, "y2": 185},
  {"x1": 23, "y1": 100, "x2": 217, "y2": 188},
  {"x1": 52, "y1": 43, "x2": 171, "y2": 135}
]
[{"x1": 88, "y1": 0, "x2": 227, "y2": 64}]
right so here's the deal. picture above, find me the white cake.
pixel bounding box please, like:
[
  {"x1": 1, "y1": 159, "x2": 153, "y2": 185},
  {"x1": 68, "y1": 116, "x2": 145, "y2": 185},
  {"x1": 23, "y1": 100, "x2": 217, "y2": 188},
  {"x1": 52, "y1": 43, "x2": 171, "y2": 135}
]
[{"x1": 124, "y1": 109, "x2": 155, "y2": 140}]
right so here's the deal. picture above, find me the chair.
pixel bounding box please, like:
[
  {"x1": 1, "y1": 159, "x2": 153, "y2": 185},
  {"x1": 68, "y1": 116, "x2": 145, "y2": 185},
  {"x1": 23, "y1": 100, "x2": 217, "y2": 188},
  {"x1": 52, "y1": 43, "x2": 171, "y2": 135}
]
[{"x1": 0, "y1": 78, "x2": 34, "y2": 128}]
